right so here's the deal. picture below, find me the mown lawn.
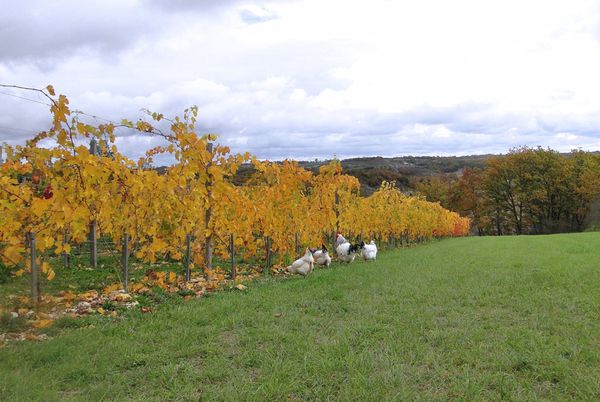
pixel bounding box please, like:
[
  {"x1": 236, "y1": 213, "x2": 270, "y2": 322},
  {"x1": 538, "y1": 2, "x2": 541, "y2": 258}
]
[{"x1": 1, "y1": 233, "x2": 600, "y2": 401}]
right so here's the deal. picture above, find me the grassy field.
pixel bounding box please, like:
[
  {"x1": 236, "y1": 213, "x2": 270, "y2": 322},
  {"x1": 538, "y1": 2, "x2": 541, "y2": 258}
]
[{"x1": 1, "y1": 233, "x2": 600, "y2": 401}]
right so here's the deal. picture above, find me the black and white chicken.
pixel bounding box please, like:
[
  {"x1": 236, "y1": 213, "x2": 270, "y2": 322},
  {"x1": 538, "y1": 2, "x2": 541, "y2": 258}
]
[
  {"x1": 360, "y1": 240, "x2": 378, "y2": 261},
  {"x1": 335, "y1": 233, "x2": 360, "y2": 263},
  {"x1": 312, "y1": 244, "x2": 331, "y2": 267}
]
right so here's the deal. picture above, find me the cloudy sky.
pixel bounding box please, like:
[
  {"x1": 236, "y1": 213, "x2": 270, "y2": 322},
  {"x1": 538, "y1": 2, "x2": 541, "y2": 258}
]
[{"x1": 2, "y1": 0, "x2": 600, "y2": 162}]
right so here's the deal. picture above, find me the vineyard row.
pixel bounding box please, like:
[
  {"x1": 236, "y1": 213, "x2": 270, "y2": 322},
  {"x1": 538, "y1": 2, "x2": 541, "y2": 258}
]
[{"x1": 0, "y1": 86, "x2": 470, "y2": 300}]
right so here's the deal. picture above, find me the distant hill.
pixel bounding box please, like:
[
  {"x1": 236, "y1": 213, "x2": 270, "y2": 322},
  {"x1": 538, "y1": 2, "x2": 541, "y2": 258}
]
[
  {"x1": 319, "y1": 155, "x2": 490, "y2": 195},
  {"x1": 232, "y1": 155, "x2": 491, "y2": 196},
  {"x1": 158, "y1": 151, "x2": 599, "y2": 196}
]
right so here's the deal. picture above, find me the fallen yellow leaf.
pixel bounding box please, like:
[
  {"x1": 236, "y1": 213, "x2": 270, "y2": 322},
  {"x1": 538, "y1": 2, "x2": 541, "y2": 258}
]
[
  {"x1": 60, "y1": 291, "x2": 76, "y2": 301},
  {"x1": 114, "y1": 293, "x2": 132, "y2": 302},
  {"x1": 32, "y1": 319, "x2": 53, "y2": 329},
  {"x1": 78, "y1": 290, "x2": 99, "y2": 301},
  {"x1": 103, "y1": 283, "x2": 121, "y2": 294},
  {"x1": 131, "y1": 283, "x2": 144, "y2": 293}
]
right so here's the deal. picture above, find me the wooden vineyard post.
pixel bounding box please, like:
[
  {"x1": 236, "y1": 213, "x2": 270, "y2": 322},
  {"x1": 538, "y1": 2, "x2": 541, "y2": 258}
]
[
  {"x1": 89, "y1": 220, "x2": 97, "y2": 269},
  {"x1": 122, "y1": 232, "x2": 129, "y2": 292},
  {"x1": 89, "y1": 139, "x2": 98, "y2": 269},
  {"x1": 268, "y1": 237, "x2": 272, "y2": 269},
  {"x1": 230, "y1": 234, "x2": 236, "y2": 281},
  {"x1": 295, "y1": 232, "x2": 299, "y2": 257},
  {"x1": 63, "y1": 230, "x2": 70, "y2": 268},
  {"x1": 184, "y1": 234, "x2": 192, "y2": 282},
  {"x1": 89, "y1": 137, "x2": 98, "y2": 156},
  {"x1": 29, "y1": 232, "x2": 40, "y2": 306},
  {"x1": 265, "y1": 236, "x2": 271, "y2": 275},
  {"x1": 332, "y1": 231, "x2": 336, "y2": 257},
  {"x1": 204, "y1": 142, "x2": 214, "y2": 271},
  {"x1": 334, "y1": 190, "x2": 340, "y2": 234}
]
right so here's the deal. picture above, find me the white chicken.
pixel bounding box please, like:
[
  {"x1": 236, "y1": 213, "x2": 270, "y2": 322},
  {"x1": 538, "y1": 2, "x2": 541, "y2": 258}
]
[
  {"x1": 336, "y1": 239, "x2": 359, "y2": 263},
  {"x1": 361, "y1": 240, "x2": 378, "y2": 261},
  {"x1": 287, "y1": 248, "x2": 315, "y2": 277},
  {"x1": 312, "y1": 244, "x2": 331, "y2": 267}
]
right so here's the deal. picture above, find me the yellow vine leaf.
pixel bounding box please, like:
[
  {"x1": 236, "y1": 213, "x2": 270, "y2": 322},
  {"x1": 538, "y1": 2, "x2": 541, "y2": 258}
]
[{"x1": 30, "y1": 198, "x2": 48, "y2": 217}]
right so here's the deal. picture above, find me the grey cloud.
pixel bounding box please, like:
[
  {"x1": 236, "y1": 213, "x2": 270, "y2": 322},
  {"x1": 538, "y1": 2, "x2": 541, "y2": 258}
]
[
  {"x1": 534, "y1": 113, "x2": 600, "y2": 138},
  {"x1": 142, "y1": 0, "x2": 239, "y2": 12},
  {"x1": 0, "y1": 1, "x2": 156, "y2": 63},
  {"x1": 0, "y1": 0, "x2": 265, "y2": 65},
  {"x1": 142, "y1": 0, "x2": 297, "y2": 13},
  {"x1": 0, "y1": 89, "x2": 53, "y2": 144}
]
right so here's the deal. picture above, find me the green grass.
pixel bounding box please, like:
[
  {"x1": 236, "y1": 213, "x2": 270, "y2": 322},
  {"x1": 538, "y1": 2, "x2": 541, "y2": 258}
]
[{"x1": 1, "y1": 233, "x2": 600, "y2": 400}]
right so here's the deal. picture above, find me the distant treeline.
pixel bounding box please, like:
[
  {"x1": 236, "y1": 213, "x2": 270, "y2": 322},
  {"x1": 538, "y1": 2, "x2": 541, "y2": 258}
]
[{"x1": 415, "y1": 147, "x2": 600, "y2": 235}]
